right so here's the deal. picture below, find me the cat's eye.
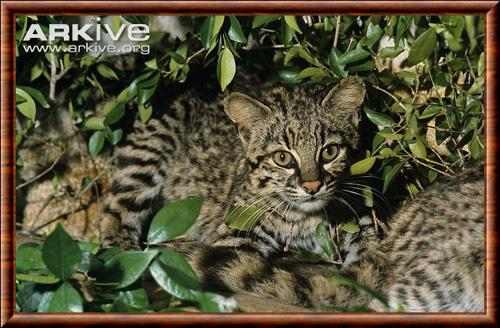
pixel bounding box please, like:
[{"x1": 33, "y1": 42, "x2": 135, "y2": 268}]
[
  {"x1": 273, "y1": 151, "x2": 295, "y2": 168},
  {"x1": 321, "y1": 145, "x2": 339, "y2": 162}
]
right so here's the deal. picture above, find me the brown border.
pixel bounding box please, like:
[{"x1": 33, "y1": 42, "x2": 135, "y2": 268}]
[{"x1": 1, "y1": 1, "x2": 498, "y2": 327}]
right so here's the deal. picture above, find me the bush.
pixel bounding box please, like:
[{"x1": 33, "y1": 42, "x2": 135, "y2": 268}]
[
  {"x1": 16, "y1": 197, "x2": 241, "y2": 312},
  {"x1": 15, "y1": 15, "x2": 484, "y2": 312},
  {"x1": 16, "y1": 15, "x2": 484, "y2": 198}
]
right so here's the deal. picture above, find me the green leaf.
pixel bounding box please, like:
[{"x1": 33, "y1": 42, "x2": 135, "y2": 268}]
[
  {"x1": 284, "y1": 47, "x2": 299, "y2": 65},
  {"x1": 99, "y1": 250, "x2": 159, "y2": 289},
  {"x1": 341, "y1": 218, "x2": 360, "y2": 233},
  {"x1": 408, "y1": 138, "x2": 427, "y2": 159},
  {"x1": 78, "y1": 239, "x2": 100, "y2": 254},
  {"x1": 363, "y1": 187, "x2": 374, "y2": 208},
  {"x1": 441, "y1": 16, "x2": 465, "y2": 38},
  {"x1": 110, "y1": 128, "x2": 123, "y2": 145},
  {"x1": 124, "y1": 70, "x2": 154, "y2": 102},
  {"x1": 16, "y1": 87, "x2": 36, "y2": 121},
  {"x1": 347, "y1": 60, "x2": 374, "y2": 73},
  {"x1": 83, "y1": 116, "x2": 105, "y2": 130},
  {"x1": 200, "y1": 16, "x2": 224, "y2": 49},
  {"x1": 378, "y1": 46, "x2": 404, "y2": 59},
  {"x1": 169, "y1": 51, "x2": 186, "y2": 65},
  {"x1": 478, "y1": 52, "x2": 484, "y2": 77},
  {"x1": 228, "y1": 17, "x2": 247, "y2": 43},
  {"x1": 137, "y1": 72, "x2": 160, "y2": 105},
  {"x1": 88, "y1": 131, "x2": 105, "y2": 159},
  {"x1": 30, "y1": 60, "x2": 45, "y2": 81},
  {"x1": 16, "y1": 273, "x2": 60, "y2": 284},
  {"x1": 97, "y1": 63, "x2": 119, "y2": 80},
  {"x1": 217, "y1": 48, "x2": 236, "y2": 92},
  {"x1": 364, "y1": 107, "x2": 395, "y2": 127},
  {"x1": 328, "y1": 274, "x2": 388, "y2": 309},
  {"x1": 224, "y1": 205, "x2": 263, "y2": 232},
  {"x1": 47, "y1": 282, "x2": 83, "y2": 312},
  {"x1": 350, "y1": 157, "x2": 377, "y2": 175},
  {"x1": 252, "y1": 16, "x2": 279, "y2": 28},
  {"x1": 283, "y1": 16, "x2": 302, "y2": 34},
  {"x1": 42, "y1": 224, "x2": 81, "y2": 281},
  {"x1": 282, "y1": 22, "x2": 295, "y2": 46},
  {"x1": 97, "y1": 246, "x2": 121, "y2": 262},
  {"x1": 285, "y1": 47, "x2": 320, "y2": 67},
  {"x1": 277, "y1": 66, "x2": 302, "y2": 85},
  {"x1": 104, "y1": 103, "x2": 125, "y2": 125},
  {"x1": 145, "y1": 58, "x2": 158, "y2": 70},
  {"x1": 366, "y1": 23, "x2": 383, "y2": 49},
  {"x1": 17, "y1": 282, "x2": 53, "y2": 312},
  {"x1": 147, "y1": 196, "x2": 204, "y2": 245},
  {"x1": 383, "y1": 160, "x2": 406, "y2": 193},
  {"x1": 123, "y1": 16, "x2": 149, "y2": 25},
  {"x1": 212, "y1": 16, "x2": 225, "y2": 39},
  {"x1": 395, "y1": 16, "x2": 413, "y2": 46},
  {"x1": 197, "y1": 292, "x2": 238, "y2": 312},
  {"x1": 468, "y1": 133, "x2": 483, "y2": 160},
  {"x1": 338, "y1": 49, "x2": 370, "y2": 65},
  {"x1": 16, "y1": 243, "x2": 45, "y2": 273},
  {"x1": 138, "y1": 103, "x2": 153, "y2": 124},
  {"x1": 378, "y1": 147, "x2": 394, "y2": 159},
  {"x1": 37, "y1": 290, "x2": 56, "y2": 312},
  {"x1": 111, "y1": 288, "x2": 150, "y2": 312},
  {"x1": 396, "y1": 71, "x2": 417, "y2": 87},
  {"x1": 293, "y1": 251, "x2": 327, "y2": 264},
  {"x1": 377, "y1": 132, "x2": 403, "y2": 141},
  {"x1": 297, "y1": 67, "x2": 328, "y2": 79},
  {"x1": 110, "y1": 16, "x2": 122, "y2": 34},
  {"x1": 418, "y1": 105, "x2": 443, "y2": 119},
  {"x1": 315, "y1": 223, "x2": 333, "y2": 258},
  {"x1": 428, "y1": 170, "x2": 438, "y2": 183},
  {"x1": 200, "y1": 17, "x2": 215, "y2": 49},
  {"x1": 149, "y1": 249, "x2": 201, "y2": 301},
  {"x1": 407, "y1": 28, "x2": 437, "y2": 66},
  {"x1": 328, "y1": 48, "x2": 347, "y2": 78},
  {"x1": 77, "y1": 251, "x2": 104, "y2": 273}
]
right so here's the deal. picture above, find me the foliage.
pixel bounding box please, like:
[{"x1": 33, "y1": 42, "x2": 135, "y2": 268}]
[
  {"x1": 15, "y1": 15, "x2": 485, "y2": 311},
  {"x1": 15, "y1": 15, "x2": 484, "y2": 200},
  {"x1": 16, "y1": 197, "x2": 239, "y2": 313}
]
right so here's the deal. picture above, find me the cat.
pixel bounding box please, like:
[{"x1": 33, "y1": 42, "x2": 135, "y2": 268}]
[
  {"x1": 100, "y1": 76, "x2": 366, "y2": 254},
  {"x1": 100, "y1": 76, "x2": 484, "y2": 311},
  {"x1": 349, "y1": 168, "x2": 484, "y2": 312}
]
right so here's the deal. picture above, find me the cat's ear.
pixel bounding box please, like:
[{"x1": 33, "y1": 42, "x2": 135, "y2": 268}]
[
  {"x1": 321, "y1": 76, "x2": 366, "y2": 113},
  {"x1": 223, "y1": 92, "x2": 272, "y2": 129}
]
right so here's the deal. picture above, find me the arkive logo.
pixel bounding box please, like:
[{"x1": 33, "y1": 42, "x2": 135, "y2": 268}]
[
  {"x1": 21, "y1": 17, "x2": 151, "y2": 55},
  {"x1": 22, "y1": 17, "x2": 150, "y2": 42}
]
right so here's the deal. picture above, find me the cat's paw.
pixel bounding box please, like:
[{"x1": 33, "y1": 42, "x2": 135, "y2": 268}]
[{"x1": 114, "y1": 229, "x2": 144, "y2": 250}]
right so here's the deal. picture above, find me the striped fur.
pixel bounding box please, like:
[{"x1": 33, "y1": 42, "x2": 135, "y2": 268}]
[
  {"x1": 101, "y1": 77, "x2": 483, "y2": 311},
  {"x1": 101, "y1": 77, "x2": 366, "y2": 252},
  {"x1": 175, "y1": 169, "x2": 483, "y2": 311}
]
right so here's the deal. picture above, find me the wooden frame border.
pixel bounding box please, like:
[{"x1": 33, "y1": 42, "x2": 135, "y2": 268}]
[{"x1": 1, "y1": 1, "x2": 498, "y2": 326}]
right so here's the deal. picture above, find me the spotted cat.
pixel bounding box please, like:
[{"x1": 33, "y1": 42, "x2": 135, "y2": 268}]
[{"x1": 100, "y1": 77, "x2": 484, "y2": 311}]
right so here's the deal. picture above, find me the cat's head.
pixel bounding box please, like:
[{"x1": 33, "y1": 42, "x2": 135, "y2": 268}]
[{"x1": 224, "y1": 76, "x2": 365, "y2": 216}]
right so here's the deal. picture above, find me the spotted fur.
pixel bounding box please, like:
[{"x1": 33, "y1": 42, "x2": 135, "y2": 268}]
[
  {"x1": 100, "y1": 77, "x2": 483, "y2": 311},
  {"x1": 101, "y1": 77, "x2": 366, "y2": 254}
]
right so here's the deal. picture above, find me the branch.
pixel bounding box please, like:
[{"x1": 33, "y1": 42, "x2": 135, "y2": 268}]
[
  {"x1": 333, "y1": 16, "x2": 341, "y2": 48},
  {"x1": 16, "y1": 148, "x2": 66, "y2": 190},
  {"x1": 48, "y1": 47, "x2": 73, "y2": 101}
]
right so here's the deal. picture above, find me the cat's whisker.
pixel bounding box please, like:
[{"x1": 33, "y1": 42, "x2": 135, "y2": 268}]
[
  {"x1": 243, "y1": 198, "x2": 283, "y2": 239},
  {"x1": 230, "y1": 195, "x2": 275, "y2": 239},
  {"x1": 333, "y1": 193, "x2": 360, "y2": 220},
  {"x1": 251, "y1": 199, "x2": 285, "y2": 241},
  {"x1": 339, "y1": 186, "x2": 389, "y2": 215},
  {"x1": 340, "y1": 183, "x2": 391, "y2": 212}
]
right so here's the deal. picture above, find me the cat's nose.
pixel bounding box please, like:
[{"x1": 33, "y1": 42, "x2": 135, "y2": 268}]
[{"x1": 302, "y1": 181, "x2": 322, "y2": 194}]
